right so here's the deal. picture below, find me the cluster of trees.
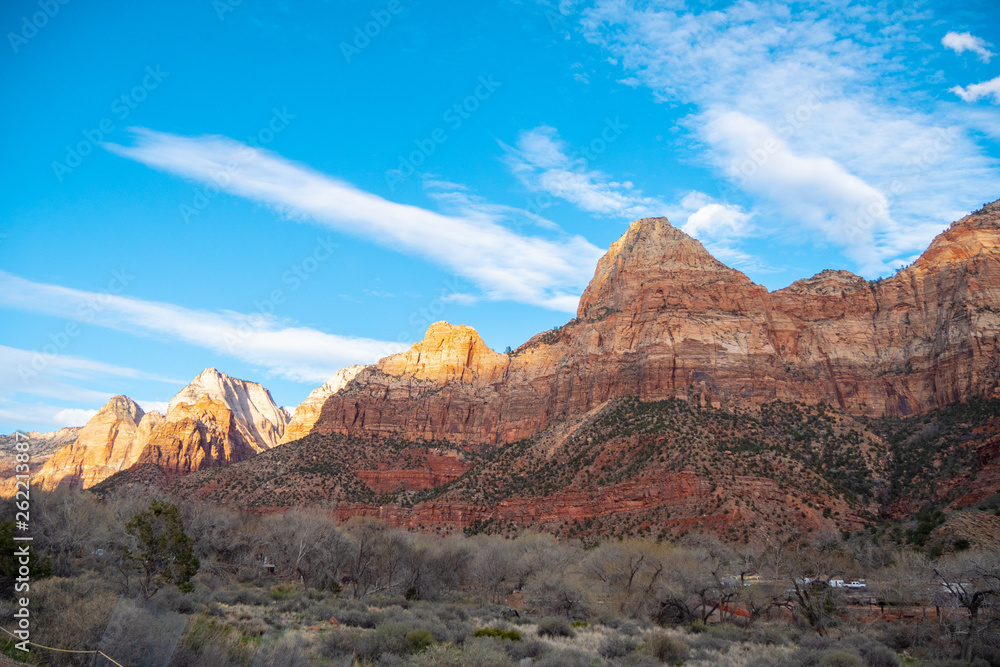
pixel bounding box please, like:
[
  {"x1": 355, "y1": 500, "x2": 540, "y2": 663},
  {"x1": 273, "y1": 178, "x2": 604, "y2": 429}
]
[{"x1": 2, "y1": 487, "x2": 1000, "y2": 663}]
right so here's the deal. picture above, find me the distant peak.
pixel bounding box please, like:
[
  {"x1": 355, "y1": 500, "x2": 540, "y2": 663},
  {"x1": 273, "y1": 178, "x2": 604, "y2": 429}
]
[
  {"x1": 378, "y1": 321, "x2": 507, "y2": 384},
  {"x1": 911, "y1": 197, "x2": 1000, "y2": 270},
  {"x1": 577, "y1": 216, "x2": 748, "y2": 319},
  {"x1": 96, "y1": 395, "x2": 144, "y2": 423},
  {"x1": 779, "y1": 270, "x2": 868, "y2": 297}
]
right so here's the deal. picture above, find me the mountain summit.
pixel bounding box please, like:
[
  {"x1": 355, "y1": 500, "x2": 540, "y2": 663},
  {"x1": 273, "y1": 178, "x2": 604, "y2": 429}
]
[
  {"x1": 314, "y1": 202, "x2": 1000, "y2": 445},
  {"x1": 21, "y1": 369, "x2": 290, "y2": 491}
]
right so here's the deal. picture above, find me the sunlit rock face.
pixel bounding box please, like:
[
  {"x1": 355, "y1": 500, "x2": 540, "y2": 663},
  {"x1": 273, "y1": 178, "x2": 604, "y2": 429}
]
[{"x1": 315, "y1": 202, "x2": 1000, "y2": 445}]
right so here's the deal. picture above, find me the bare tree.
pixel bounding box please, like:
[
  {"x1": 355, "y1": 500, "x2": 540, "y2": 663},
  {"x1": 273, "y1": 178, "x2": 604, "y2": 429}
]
[
  {"x1": 342, "y1": 516, "x2": 413, "y2": 597},
  {"x1": 929, "y1": 550, "x2": 1000, "y2": 661},
  {"x1": 468, "y1": 537, "x2": 521, "y2": 603},
  {"x1": 261, "y1": 509, "x2": 354, "y2": 590},
  {"x1": 33, "y1": 489, "x2": 106, "y2": 576},
  {"x1": 585, "y1": 540, "x2": 665, "y2": 619}
]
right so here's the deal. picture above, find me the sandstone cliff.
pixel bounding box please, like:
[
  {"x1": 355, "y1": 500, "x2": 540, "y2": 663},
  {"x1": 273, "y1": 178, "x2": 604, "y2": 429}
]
[
  {"x1": 0, "y1": 427, "x2": 80, "y2": 477},
  {"x1": 168, "y1": 367, "x2": 289, "y2": 449},
  {"x1": 21, "y1": 368, "x2": 290, "y2": 492},
  {"x1": 281, "y1": 365, "x2": 365, "y2": 443},
  {"x1": 315, "y1": 201, "x2": 1000, "y2": 445}
]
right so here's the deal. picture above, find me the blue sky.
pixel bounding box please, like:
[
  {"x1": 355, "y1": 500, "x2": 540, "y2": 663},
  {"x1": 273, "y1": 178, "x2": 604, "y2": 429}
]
[{"x1": 2, "y1": 0, "x2": 998, "y2": 432}]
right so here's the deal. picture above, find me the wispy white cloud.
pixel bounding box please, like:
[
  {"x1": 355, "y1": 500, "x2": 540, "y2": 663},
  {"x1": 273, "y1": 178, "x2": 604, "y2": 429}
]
[
  {"x1": 580, "y1": 0, "x2": 1000, "y2": 275},
  {"x1": 52, "y1": 408, "x2": 98, "y2": 427},
  {"x1": 0, "y1": 271, "x2": 406, "y2": 384},
  {"x1": 678, "y1": 192, "x2": 753, "y2": 241},
  {"x1": 942, "y1": 31, "x2": 994, "y2": 62},
  {"x1": 950, "y1": 75, "x2": 1000, "y2": 104},
  {"x1": 106, "y1": 129, "x2": 602, "y2": 312},
  {"x1": 0, "y1": 343, "x2": 182, "y2": 403},
  {"x1": 666, "y1": 191, "x2": 774, "y2": 273},
  {"x1": 501, "y1": 125, "x2": 668, "y2": 219},
  {"x1": 137, "y1": 400, "x2": 169, "y2": 415},
  {"x1": 0, "y1": 345, "x2": 187, "y2": 430}
]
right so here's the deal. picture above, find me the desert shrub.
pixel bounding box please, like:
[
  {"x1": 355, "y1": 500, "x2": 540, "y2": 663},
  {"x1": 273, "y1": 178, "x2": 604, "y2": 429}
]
[
  {"x1": 818, "y1": 649, "x2": 865, "y2": 667},
  {"x1": 599, "y1": 633, "x2": 640, "y2": 658},
  {"x1": 533, "y1": 648, "x2": 593, "y2": 666},
  {"x1": 319, "y1": 627, "x2": 359, "y2": 659},
  {"x1": 877, "y1": 620, "x2": 936, "y2": 651},
  {"x1": 753, "y1": 626, "x2": 792, "y2": 646},
  {"x1": 800, "y1": 636, "x2": 836, "y2": 651},
  {"x1": 369, "y1": 594, "x2": 408, "y2": 608},
  {"x1": 278, "y1": 596, "x2": 309, "y2": 613},
  {"x1": 336, "y1": 607, "x2": 384, "y2": 628},
  {"x1": 212, "y1": 588, "x2": 237, "y2": 605},
  {"x1": 474, "y1": 627, "x2": 522, "y2": 641},
  {"x1": 252, "y1": 633, "x2": 312, "y2": 667},
  {"x1": 706, "y1": 623, "x2": 747, "y2": 642},
  {"x1": 156, "y1": 585, "x2": 198, "y2": 614},
  {"x1": 537, "y1": 616, "x2": 575, "y2": 638},
  {"x1": 406, "y1": 641, "x2": 514, "y2": 667},
  {"x1": 304, "y1": 600, "x2": 338, "y2": 623},
  {"x1": 232, "y1": 587, "x2": 267, "y2": 606},
  {"x1": 406, "y1": 629, "x2": 436, "y2": 653},
  {"x1": 690, "y1": 634, "x2": 731, "y2": 653},
  {"x1": 571, "y1": 620, "x2": 588, "y2": 628},
  {"x1": 355, "y1": 622, "x2": 410, "y2": 661},
  {"x1": 601, "y1": 616, "x2": 642, "y2": 636},
  {"x1": 205, "y1": 601, "x2": 226, "y2": 617},
  {"x1": 643, "y1": 630, "x2": 689, "y2": 662},
  {"x1": 437, "y1": 603, "x2": 470, "y2": 622},
  {"x1": 269, "y1": 583, "x2": 298, "y2": 600},
  {"x1": 502, "y1": 637, "x2": 549, "y2": 661},
  {"x1": 843, "y1": 636, "x2": 899, "y2": 667}
]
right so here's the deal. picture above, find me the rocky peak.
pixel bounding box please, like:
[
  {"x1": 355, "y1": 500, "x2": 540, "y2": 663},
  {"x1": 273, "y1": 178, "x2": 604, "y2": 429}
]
[
  {"x1": 910, "y1": 200, "x2": 1000, "y2": 271},
  {"x1": 168, "y1": 368, "x2": 289, "y2": 449},
  {"x1": 97, "y1": 395, "x2": 145, "y2": 423},
  {"x1": 780, "y1": 270, "x2": 869, "y2": 297},
  {"x1": 377, "y1": 322, "x2": 509, "y2": 385},
  {"x1": 577, "y1": 217, "x2": 758, "y2": 319}
]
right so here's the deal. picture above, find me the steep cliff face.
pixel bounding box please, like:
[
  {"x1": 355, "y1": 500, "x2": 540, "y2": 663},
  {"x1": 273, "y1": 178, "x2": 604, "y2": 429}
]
[
  {"x1": 0, "y1": 427, "x2": 80, "y2": 478},
  {"x1": 29, "y1": 396, "x2": 147, "y2": 491},
  {"x1": 282, "y1": 365, "x2": 366, "y2": 444},
  {"x1": 168, "y1": 368, "x2": 289, "y2": 449},
  {"x1": 316, "y1": 202, "x2": 1000, "y2": 445},
  {"x1": 136, "y1": 395, "x2": 259, "y2": 474},
  {"x1": 22, "y1": 369, "x2": 291, "y2": 493}
]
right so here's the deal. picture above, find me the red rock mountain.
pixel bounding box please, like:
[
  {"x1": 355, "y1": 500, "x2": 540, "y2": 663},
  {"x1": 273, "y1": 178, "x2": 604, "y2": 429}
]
[
  {"x1": 314, "y1": 201, "x2": 1000, "y2": 445},
  {"x1": 12, "y1": 369, "x2": 290, "y2": 493}
]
